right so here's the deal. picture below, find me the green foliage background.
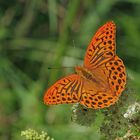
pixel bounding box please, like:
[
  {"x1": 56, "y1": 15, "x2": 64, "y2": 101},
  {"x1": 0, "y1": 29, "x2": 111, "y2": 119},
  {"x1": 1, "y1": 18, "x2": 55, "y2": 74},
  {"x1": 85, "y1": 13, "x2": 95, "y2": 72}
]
[{"x1": 0, "y1": 0, "x2": 140, "y2": 140}]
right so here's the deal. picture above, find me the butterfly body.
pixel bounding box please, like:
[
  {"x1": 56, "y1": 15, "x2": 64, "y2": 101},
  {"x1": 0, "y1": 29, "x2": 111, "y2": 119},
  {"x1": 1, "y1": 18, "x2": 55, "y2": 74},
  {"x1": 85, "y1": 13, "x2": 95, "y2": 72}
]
[
  {"x1": 75, "y1": 66, "x2": 97, "y2": 83},
  {"x1": 75, "y1": 66, "x2": 110, "y2": 93},
  {"x1": 44, "y1": 21, "x2": 126, "y2": 109}
]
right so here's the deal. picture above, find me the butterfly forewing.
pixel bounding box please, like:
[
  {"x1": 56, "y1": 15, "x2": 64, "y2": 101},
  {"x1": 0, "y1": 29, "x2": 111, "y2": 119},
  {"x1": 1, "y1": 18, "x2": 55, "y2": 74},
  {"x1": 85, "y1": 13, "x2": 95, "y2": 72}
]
[
  {"x1": 84, "y1": 21, "x2": 116, "y2": 69},
  {"x1": 44, "y1": 74, "x2": 83, "y2": 105}
]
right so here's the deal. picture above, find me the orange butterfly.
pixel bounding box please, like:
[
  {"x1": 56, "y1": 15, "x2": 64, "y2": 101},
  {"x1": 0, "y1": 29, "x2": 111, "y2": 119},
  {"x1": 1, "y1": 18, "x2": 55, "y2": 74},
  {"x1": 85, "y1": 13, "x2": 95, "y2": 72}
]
[{"x1": 44, "y1": 21, "x2": 126, "y2": 109}]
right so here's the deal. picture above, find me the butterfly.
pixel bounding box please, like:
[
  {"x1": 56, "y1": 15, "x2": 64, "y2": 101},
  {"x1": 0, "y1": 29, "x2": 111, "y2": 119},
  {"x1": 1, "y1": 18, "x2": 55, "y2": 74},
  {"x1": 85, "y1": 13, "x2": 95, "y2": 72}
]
[{"x1": 44, "y1": 21, "x2": 126, "y2": 109}]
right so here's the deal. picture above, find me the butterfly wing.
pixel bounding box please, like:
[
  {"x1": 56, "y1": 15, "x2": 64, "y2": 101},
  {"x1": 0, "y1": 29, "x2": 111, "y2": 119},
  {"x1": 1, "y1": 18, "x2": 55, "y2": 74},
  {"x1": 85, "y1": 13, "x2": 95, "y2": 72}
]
[
  {"x1": 80, "y1": 89, "x2": 118, "y2": 109},
  {"x1": 79, "y1": 56, "x2": 126, "y2": 109},
  {"x1": 83, "y1": 21, "x2": 126, "y2": 96},
  {"x1": 44, "y1": 21, "x2": 126, "y2": 110},
  {"x1": 44, "y1": 74, "x2": 83, "y2": 105},
  {"x1": 79, "y1": 21, "x2": 126, "y2": 109},
  {"x1": 84, "y1": 21, "x2": 116, "y2": 69},
  {"x1": 105, "y1": 55, "x2": 126, "y2": 96}
]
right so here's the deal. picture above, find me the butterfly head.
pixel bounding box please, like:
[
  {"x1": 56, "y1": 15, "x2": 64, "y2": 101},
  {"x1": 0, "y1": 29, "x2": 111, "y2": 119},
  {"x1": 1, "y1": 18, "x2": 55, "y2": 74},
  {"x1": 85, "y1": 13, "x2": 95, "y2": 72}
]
[{"x1": 75, "y1": 66, "x2": 84, "y2": 75}]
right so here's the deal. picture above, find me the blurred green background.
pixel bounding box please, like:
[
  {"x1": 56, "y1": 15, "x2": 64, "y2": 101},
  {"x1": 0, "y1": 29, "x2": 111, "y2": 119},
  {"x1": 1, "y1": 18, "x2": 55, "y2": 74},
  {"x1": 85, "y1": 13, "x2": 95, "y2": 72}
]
[{"x1": 0, "y1": 0, "x2": 140, "y2": 140}]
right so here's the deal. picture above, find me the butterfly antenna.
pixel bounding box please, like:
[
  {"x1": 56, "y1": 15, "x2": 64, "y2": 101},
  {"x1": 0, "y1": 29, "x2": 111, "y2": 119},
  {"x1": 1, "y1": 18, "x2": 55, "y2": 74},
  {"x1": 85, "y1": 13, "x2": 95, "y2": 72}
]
[{"x1": 48, "y1": 66, "x2": 74, "y2": 70}]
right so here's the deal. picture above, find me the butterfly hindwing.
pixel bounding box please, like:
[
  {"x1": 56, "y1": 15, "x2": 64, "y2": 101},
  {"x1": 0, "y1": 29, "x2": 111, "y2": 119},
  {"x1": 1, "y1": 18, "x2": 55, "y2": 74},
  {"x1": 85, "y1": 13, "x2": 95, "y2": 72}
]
[
  {"x1": 105, "y1": 55, "x2": 126, "y2": 96},
  {"x1": 80, "y1": 91, "x2": 118, "y2": 109}
]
